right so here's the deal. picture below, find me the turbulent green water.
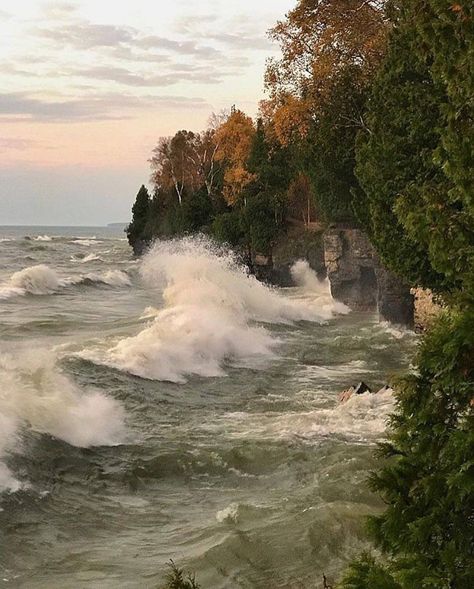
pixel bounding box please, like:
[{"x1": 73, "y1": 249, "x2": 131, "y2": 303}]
[{"x1": 0, "y1": 227, "x2": 416, "y2": 588}]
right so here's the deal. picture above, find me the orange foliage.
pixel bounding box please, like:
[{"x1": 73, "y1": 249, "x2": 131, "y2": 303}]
[
  {"x1": 215, "y1": 109, "x2": 256, "y2": 204},
  {"x1": 265, "y1": 0, "x2": 388, "y2": 105},
  {"x1": 270, "y1": 96, "x2": 312, "y2": 146}
]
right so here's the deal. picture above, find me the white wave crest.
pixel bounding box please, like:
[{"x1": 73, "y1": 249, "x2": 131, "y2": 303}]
[
  {"x1": 72, "y1": 238, "x2": 102, "y2": 246},
  {"x1": 77, "y1": 253, "x2": 102, "y2": 263},
  {"x1": 81, "y1": 270, "x2": 131, "y2": 287},
  {"x1": 0, "y1": 350, "x2": 125, "y2": 493},
  {"x1": 215, "y1": 389, "x2": 396, "y2": 443},
  {"x1": 285, "y1": 388, "x2": 395, "y2": 440},
  {"x1": 33, "y1": 235, "x2": 52, "y2": 242},
  {"x1": 0, "y1": 238, "x2": 12, "y2": 243},
  {"x1": 290, "y1": 259, "x2": 350, "y2": 315},
  {"x1": 0, "y1": 265, "x2": 130, "y2": 300},
  {"x1": 216, "y1": 503, "x2": 240, "y2": 523},
  {"x1": 80, "y1": 237, "x2": 347, "y2": 383},
  {"x1": 1, "y1": 264, "x2": 62, "y2": 298}
]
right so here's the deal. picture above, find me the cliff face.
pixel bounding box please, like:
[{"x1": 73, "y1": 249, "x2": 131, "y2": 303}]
[
  {"x1": 264, "y1": 228, "x2": 326, "y2": 286},
  {"x1": 323, "y1": 228, "x2": 414, "y2": 327},
  {"x1": 324, "y1": 228, "x2": 376, "y2": 311}
]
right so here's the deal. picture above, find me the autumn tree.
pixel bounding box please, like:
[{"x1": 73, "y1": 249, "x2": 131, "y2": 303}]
[
  {"x1": 192, "y1": 128, "x2": 221, "y2": 199},
  {"x1": 265, "y1": 0, "x2": 388, "y2": 107},
  {"x1": 214, "y1": 109, "x2": 256, "y2": 205},
  {"x1": 262, "y1": 0, "x2": 389, "y2": 224},
  {"x1": 150, "y1": 131, "x2": 200, "y2": 206}
]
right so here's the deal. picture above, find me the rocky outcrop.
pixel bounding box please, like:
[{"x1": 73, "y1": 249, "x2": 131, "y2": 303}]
[
  {"x1": 323, "y1": 227, "x2": 414, "y2": 326},
  {"x1": 255, "y1": 227, "x2": 326, "y2": 286},
  {"x1": 324, "y1": 228, "x2": 376, "y2": 311}
]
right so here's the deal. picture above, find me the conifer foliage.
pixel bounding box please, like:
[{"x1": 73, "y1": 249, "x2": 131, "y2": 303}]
[{"x1": 340, "y1": 2, "x2": 474, "y2": 587}]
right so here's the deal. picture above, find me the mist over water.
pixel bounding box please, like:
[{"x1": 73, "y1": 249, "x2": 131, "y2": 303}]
[{"x1": 0, "y1": 227, "x2": 416, "y2": 588}]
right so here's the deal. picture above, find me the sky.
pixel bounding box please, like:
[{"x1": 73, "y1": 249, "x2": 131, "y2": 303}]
[{"x1": 0, "y1": 0, "x2": 294, "y2": 226}]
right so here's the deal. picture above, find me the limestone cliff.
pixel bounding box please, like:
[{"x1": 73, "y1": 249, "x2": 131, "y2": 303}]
[{"x1": 323, "y1": 227, "x2": 414, "y2": 327}]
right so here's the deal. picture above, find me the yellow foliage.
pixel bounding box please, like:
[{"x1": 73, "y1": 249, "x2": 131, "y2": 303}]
[
  {"x1": 272, "y1": 96, "x2": 312, "y2": 146},
  {"x1": 265, "y1": 0, "x2": 388, "y2": 108},
  {"x1": 214, "y1": 109, "x2": 256, "y2": 205}
]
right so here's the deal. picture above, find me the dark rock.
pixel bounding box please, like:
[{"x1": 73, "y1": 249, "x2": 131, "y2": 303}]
[
  {"x1": 270, "y1": 228, "x2": 326, "y2": 286},
  {"x1": 323, "y1": 228, "x2": 377, "y2": 311},
  {"x1": 131, "y1": 238, "x2": 151, "y2": 257},
  {"x1": 323, "y1": 227, "x2": 414, "y2": 326},
  {"x1": 354, "y1": 381, "x2": 371, "y2": 395},
  {"x1": 375, "y1": 264, "x2": 414, "y2": 328}
]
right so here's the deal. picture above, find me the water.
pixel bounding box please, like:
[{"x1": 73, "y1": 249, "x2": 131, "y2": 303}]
[{"x1": 0, "y1": 227, "x2": 416, "y2": 588}]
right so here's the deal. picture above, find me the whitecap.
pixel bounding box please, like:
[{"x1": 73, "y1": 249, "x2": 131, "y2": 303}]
[
  {"x1": 0, "y1": 350, "x2": 126, "y2": 492},
  {"x1": 72, "y1": 238, "x2": 102, "y2": 246},
  {"x1": 80, "y1": 237, "x2": 348, "y2": 383}
]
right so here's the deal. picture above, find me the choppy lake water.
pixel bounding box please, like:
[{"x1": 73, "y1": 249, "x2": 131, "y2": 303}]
[{"x1": 0, "y1": 226, "x2": 416, "y2": 588}]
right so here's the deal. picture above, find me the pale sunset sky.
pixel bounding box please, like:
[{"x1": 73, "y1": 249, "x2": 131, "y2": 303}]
[{"x1": 0, "y1": 0, "x2": 294, "y2": 225}]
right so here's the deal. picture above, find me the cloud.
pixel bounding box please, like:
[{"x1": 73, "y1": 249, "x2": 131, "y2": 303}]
[
  {"x1": 71, "y1": 64, "x2": 232, "y2": 87},
  {"x1": 35, "y1": 22, "x2": 135, "y2": 49},
  {"x1": 0, "y1": 92, "x2": 210, "y2": 122},
  {"x1": 175, "y1": 12, "x2": 274, "y2": 51},
  {"x1": 206, "y1": 32, "x2": 273, "y2": 50},
  {"x1": 34, "y1": 19, "x2": 222, "y2": 60},
  {"x1": 42, "y1": 1, "x2": 78, "y2": 19},
  {"x1": 136, "y1": 35, "x2": 221, "y2": 59}
]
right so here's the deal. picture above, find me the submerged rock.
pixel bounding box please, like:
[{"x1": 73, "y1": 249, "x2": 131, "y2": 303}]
[{"x1": 354, "y1": 381, "x2": 371, "y2": 395}]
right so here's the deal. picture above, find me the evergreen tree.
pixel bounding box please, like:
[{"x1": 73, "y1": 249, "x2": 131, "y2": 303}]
[
  {"x1": 342, "y1": 3, "x2": 474, "y2": 587},
  {"x1": 127, "y1": 185, "x2": 150, "y2": 247},
  {"x1": 306, "y1": 66, "x2": 367, "y2": 224}
]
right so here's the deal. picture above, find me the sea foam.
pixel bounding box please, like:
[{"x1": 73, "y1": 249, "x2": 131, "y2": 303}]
[
  {"x1": 0, "y1": 264, "x2": 130, "y2": 300},
  {"x1": 0, "y1": 350, "x2": 125, "y2": 493},
  {"x1": 80, "y1": 237, "x2": 348, "y2": 383}
]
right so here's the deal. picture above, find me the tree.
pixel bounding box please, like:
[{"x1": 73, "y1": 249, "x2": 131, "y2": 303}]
[
  {"x1": 215, "y1": 109, "x2": 256, "y2": 205},
  {"x1": 341, "y1": 3, "x2": 474, "y2": 587},
  {"x1": 354, "y1": 2, "x2": 472, "y2": 296},
  {"x1": 394, "y1": 1, "x2": 474, "y2": 298},
  {"x1": 304, "y1": 65, "x2": 368, "y2": 223},
  {"x1": 262, "y1": 1, "x2": 389, "y2": 225},
  {"x1": 150, "y1": 131, "x2": 201, "y2": 206},
  {"x1": 345, "y1": 310, "x2": 474, "y2": 589},
  {"x1": 265, "y1": 0, "x2": 388, "y2": 108},
  {"x1": 287, "y1": 172, "x2": 316, "y2": 226},
  {"x1": 354, "y1": 19, "x2": 452, "y2": 291},
  {"x1": 127, "y1": 185, "x2": 150, "y2": 247}
]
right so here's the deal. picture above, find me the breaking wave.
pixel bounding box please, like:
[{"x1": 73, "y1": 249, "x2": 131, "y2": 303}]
[
  {"x1": 76, "y1": 253, "x2": 103, "y2": 263},
  {"x1": 214, "y1": 388, "x2": 396, "y2": 443},
  {"x1": 72, "y1": 238, "x2": 102, "y2": 246},
  {"x1": 79, "y1": 270, "x2": 131, "y2": 287},
  {"x1": 290, "y1": 259, "x2": 350, "y2": 315},
  {"x1": 0, "y1": 264, "x2": 62, "y2": 298},
  {"x1": 0, "y1": 265, "x2": 130, "y2": 300},
  {"x1": 0, "y1": 351, "x2": 125, "y2": 493},
  {"x1": 79, "y1": 237, "x2": 348, "y2": 383},
  {"x1": 33, "y1": 235, "x2": 53, "y2": 242}
]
